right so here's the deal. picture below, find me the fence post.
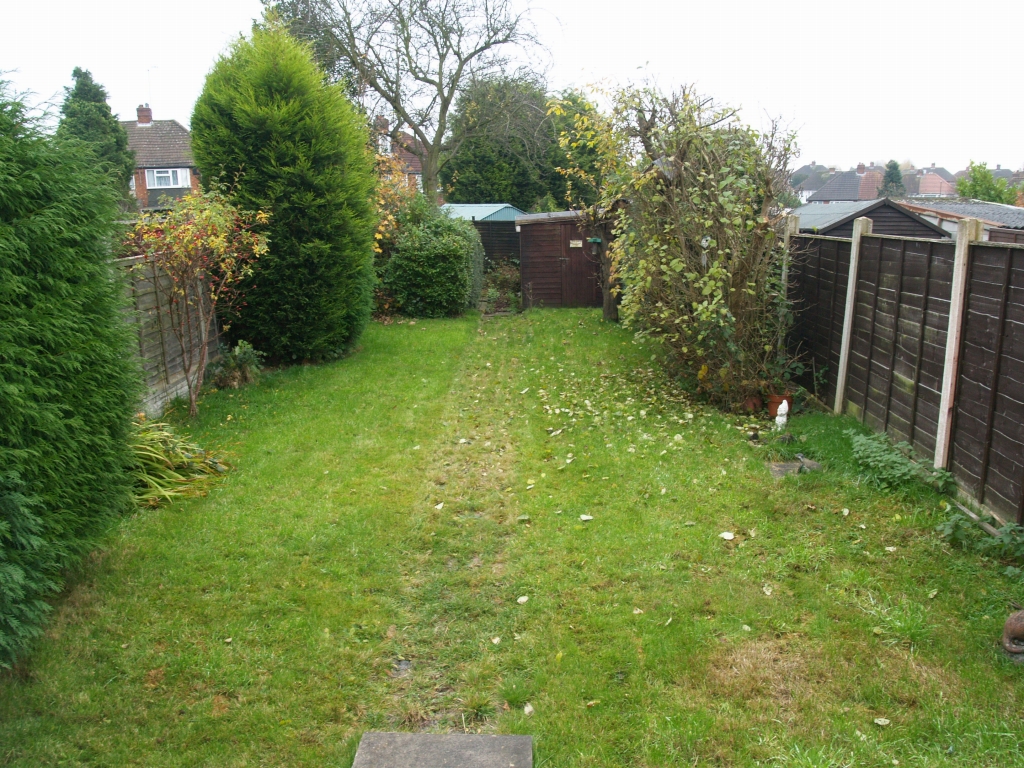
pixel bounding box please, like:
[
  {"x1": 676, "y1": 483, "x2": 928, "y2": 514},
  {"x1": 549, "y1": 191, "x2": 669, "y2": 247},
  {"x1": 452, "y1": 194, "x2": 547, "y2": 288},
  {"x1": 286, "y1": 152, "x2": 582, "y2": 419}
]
[
  {"x1": 833, "y1": 216, "x2": 872, "y2": 415},
  {"x1": 934, "y1": 217, "x2": 983, "y2": 469},
  {"x1": 782, "y1": 215, "x2": 799, "y2": 300}
]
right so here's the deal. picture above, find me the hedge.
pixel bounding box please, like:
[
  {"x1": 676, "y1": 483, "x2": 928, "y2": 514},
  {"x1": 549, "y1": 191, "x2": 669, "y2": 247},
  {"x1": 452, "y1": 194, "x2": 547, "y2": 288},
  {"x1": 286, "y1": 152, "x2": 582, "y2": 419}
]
[{"x1": 0, "y1": 89, "x2": 140, "y2": 666}]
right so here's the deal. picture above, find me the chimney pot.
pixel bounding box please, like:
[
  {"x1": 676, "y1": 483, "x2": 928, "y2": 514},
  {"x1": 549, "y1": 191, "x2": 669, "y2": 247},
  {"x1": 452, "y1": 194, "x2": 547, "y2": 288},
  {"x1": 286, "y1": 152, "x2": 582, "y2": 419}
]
[{"x1": 137, "y1": 104, "x2": 153, "y2": 125}]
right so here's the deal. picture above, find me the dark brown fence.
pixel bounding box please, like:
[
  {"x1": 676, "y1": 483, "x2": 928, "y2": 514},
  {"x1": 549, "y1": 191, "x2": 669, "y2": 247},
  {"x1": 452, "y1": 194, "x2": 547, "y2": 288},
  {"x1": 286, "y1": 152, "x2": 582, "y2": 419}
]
[
  {"x1": 789, "y1": 235, "x2": 851, "y2": 403},
  {"x1": 948, "y1": 242, "x2": 1024, "y2": 522},
  {"x1": 789, "y1": 218, "x2": 1024, "y2": 524},
  {"x1": 988, "y1": 228, "x2": 1024, "y2": 245},
  {"x1": 843, "y1": 235, "x2": 955, "y2": 459},
  {"x1": 472, "y1": 221, "x2": 520, "y2": 270},
  {"x1": 118, "y1": 255, "x2": 220, "y2": 414}
]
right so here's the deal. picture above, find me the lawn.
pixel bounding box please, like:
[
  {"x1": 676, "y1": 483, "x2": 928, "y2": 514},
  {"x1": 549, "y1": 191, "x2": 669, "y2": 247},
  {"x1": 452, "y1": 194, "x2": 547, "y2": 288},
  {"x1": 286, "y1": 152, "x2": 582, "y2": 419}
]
[{"x1": 3, "y1": 310, "x2": 1024, "y2": 767}]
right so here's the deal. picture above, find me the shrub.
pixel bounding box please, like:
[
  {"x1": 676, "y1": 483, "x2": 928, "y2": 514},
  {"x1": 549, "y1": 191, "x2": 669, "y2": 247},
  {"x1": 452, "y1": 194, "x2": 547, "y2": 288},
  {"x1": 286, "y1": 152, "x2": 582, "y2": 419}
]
[
  {"x1": 482, "y1": 263, "x2": 521, "y2": 313},
  {"x1": 129, "y1": 190, "x2": 266, "y2": 416},
  {"x1": 382, "y1": 206, "x2": 484, "y2": 317},
  {"x1": 0, "y1": 88, "x2": 140, "y2": 667},
  {"x1": 211, "y1": 341, "x2": 265, "y2": 389},
  {"x1": 556, "y1": 86, "x2": 799, "y2": 405},
  {"x1": 191, "y1": 23, "x2": 376, "y2": 362}
]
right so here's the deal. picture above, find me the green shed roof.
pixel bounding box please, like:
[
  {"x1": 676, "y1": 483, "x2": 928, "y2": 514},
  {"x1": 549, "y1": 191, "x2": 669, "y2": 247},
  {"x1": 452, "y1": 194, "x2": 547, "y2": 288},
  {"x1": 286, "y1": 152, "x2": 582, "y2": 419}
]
[{"x1": 441, "y1": 203, "x2": 525, "y2": 222}]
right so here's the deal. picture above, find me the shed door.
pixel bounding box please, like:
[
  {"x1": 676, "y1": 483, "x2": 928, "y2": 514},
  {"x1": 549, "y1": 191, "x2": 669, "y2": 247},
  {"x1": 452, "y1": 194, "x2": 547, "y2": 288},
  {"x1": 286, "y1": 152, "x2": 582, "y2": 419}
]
[
  {"x1": 560, "y1": 222, "x2": 601, "y2": 308},
  {"x1": 520, "y1": 223, "x2": 563, "y2": 307}
]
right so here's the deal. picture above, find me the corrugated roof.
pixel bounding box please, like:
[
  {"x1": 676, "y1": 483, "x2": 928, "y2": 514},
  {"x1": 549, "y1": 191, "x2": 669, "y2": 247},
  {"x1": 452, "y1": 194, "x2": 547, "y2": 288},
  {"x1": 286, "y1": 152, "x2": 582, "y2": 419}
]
[
  {"x1": 120, "y1": 119, "x2": 194, "y2": 168},
  {"x1": 792, "y1": 200, "x2": 880, "y2": 231},
  {"x1": 902, "y1": 199, "x2": 1024, "y2": 229},
  {"x1": 441, "y1": 203, "x2": 525, "y2": 222}
]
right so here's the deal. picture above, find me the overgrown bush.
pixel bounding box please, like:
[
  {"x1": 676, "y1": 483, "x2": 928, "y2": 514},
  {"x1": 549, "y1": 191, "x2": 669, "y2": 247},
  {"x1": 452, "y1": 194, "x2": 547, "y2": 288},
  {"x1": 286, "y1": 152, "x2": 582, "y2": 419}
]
[
  {"x1": 381, "y1": 204, "x2": 484, "y2": 317},
  {"x1": 556, "y1": 86, "x2": 800, "y2": 405},
  {"x1": 0, "y1": 88, "x2": 141, "y2": 667},
  {"x1": 191, "y1": 23, "x2": 376, "y2": 362},
  {"x1": 211, "y1": 341, "x2": 265, "y2": 389}
]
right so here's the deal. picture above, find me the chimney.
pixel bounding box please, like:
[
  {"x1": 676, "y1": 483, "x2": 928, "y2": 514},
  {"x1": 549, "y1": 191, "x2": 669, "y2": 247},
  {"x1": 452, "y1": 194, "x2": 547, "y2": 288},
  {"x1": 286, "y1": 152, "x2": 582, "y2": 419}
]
[
  {"x1": 931, "y1": 162, "x2": 935, "y2": 168},
  {"x1": 137, "y1": 104, "x2": 153, "y2": 125},
  {"x1": 856, "y1": 163, "x2": 866, "y2": 175},
  {"x1": 996, "y1": 164, "x2": 1001, "y2": 170}
]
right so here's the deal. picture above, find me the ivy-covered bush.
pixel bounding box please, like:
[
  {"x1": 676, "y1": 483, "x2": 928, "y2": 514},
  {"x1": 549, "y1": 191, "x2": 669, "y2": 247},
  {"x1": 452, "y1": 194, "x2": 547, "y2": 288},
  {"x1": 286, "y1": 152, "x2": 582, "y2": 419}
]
[
  {"x1": 557, "y1": 86, "x2": 800, "y2": 405},
  {"x1": 0, "y1": 88, "x2": 140, "y2": 667},
  {"x1": 191, "y1": 23, "x2": 376, "y2": 362},
  {"x1": 381, "y1": 201, "x2": 483, "y2": 317}
]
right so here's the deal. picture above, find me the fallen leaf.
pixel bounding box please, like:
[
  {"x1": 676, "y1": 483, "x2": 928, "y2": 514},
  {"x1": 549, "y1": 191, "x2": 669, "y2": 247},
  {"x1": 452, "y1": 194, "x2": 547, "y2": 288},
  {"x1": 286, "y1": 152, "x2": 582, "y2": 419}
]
[
  {"x1": 762, "y1": 584, "x2": 773, "y2": 596},
  {"x1": 742, "y1": 625, "x2": 752, "y2": 632},
  {"x1": 885, "y1": 546, "x2": 896, "y2": 552},
  {"x1": 491, "y1": 636, "x2": 501, "y2": 645},
  {"x1": 224, "y1": 638, "x2": 232, "y2": 644},
  {"x1": 633, "y1": 607, "x2": 644, "y2": 614},
  {"x1": 842, "y1": 508, "x2": 850, "y2": 516},
  {"x1": 517, "y1": 515, "x2": 530, "y2": 523},
  {"x1": 435, "y1": 502, "x2": 444, "y2": 510},
  {"x1": 579, "y1": 514, "x2": 593, "y2": 522},
  {"x1": 928, "y1": 589, "x2": 938, "y2": 599},
  {"x1": 586, "y1": 700, "x2": 600, "y2": 708},
  {"x1": 665, "y1": 617, "x2": 673, "y2": 626},
  {"x1": 517, "y1": 596, "x2": 529, "y2": 604},
  {"x1": 873, "y1": 627, "x2": 883, "y2": 636},
  {"x1": 523, "y1": 703, "x2": 534, "y2": 716},
  {"x1": 874, "y1": 717, "x2": 890, "y2": 726},
  {"x1": 719, "y1": 531, "x2": 735, "y2": 541},
  {"x1": 520, "y1": 388, "x2": 530, "y2": 394}
]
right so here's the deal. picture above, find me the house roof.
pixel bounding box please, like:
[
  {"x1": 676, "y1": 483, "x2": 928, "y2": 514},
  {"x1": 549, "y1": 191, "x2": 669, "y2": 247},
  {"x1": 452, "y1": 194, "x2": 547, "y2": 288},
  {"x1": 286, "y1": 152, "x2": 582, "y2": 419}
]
[
  {"x1": 899, "y1": 199, "x2": 1024, "y2": 229},
  {"x1": 806, "y1": 171, "x2": 872, "y2": 201},
  {"x1": 120, "y1": 119, "x2": 194, "y2": 168},
  {"x1": 515, "y1": 210, "x2": 581, "y2": 225},
  {"x1": 442, "y1": 203, "x2": 525, "y2": 222},
  {"x1": 793, "y1": 198, "x2": 948, "y2": 237}
]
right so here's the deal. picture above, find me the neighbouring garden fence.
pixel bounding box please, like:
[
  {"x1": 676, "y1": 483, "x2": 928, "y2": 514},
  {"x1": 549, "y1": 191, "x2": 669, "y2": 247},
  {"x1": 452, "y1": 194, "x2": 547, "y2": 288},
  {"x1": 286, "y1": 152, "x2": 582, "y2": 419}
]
[
  {"x1": 789, "y1": 216, "x2": 1024, "y2": 524},
  {"x1": 117, "y1": 255, "x2": 220, "y2": 414}
]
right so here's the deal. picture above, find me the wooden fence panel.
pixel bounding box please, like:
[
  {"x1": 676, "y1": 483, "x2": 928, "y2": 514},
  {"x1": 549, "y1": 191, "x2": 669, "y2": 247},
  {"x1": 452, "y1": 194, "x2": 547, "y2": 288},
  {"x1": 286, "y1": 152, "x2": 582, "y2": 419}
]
[
  {"x1": 472, "y1": 221, "x2": 521, "y2": 270},
  {"x1": 949, "y1": 242, "x2": 1024, "y2": 523},
  {"x1": 788, "y1": 235, "x2": 851, "y2": 403},
  {"x1": 988, "y1": 228, "x2": 1024, "y2": 245},
  {"x1": 842, "y1": 236, "x2": 955, "y2": 456},
  {"x1": 118, "y1": 255, "x2": 220, "y2": 415}
]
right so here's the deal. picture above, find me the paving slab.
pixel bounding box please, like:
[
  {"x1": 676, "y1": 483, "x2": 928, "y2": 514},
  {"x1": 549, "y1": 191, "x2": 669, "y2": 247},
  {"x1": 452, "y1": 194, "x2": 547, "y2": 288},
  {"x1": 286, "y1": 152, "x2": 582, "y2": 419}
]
[{"x1": 352, "y1": 732, "x2": 532, "y2": 768}]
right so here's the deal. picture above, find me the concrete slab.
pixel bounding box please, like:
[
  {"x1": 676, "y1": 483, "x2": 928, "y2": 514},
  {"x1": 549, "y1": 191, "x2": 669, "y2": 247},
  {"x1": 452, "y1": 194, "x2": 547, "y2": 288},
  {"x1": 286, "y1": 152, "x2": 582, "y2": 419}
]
[{"x1": 352, "y1": 732, "x2": 532, "y2": 768}]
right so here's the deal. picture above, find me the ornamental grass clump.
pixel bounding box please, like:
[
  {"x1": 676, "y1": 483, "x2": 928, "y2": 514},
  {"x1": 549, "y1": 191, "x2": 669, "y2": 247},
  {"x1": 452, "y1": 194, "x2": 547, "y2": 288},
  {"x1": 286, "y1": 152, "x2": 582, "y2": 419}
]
[
  {"x1": 0, "y1": 86, "x2": 141, "y2": 667},
  {"x1": 557, "y1": 86, "x2": 800, "y2": 406}
]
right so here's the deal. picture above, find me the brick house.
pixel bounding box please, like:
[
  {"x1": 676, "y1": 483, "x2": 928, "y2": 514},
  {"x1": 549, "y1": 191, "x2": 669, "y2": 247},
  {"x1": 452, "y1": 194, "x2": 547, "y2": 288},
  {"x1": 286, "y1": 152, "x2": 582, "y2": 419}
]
[{"x1": 121, "y1": 104, "x2": 200, "y2": 209}]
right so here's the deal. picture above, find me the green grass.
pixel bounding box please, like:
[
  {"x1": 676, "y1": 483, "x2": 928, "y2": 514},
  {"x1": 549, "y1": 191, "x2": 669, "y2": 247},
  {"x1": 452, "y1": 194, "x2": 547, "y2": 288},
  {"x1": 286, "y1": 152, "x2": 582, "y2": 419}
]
[{"x1": 3, "y1": 310, "x2": 1024, "y2": 767}]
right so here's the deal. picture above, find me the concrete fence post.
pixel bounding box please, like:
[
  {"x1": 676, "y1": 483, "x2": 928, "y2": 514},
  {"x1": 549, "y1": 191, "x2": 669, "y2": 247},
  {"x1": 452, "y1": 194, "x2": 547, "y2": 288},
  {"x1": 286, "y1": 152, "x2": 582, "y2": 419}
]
[
  {"x1": 934, "y1": 217, "x2": 984, "y2": 469},
  {"x1": 833, "y1": 216, "x2": 873, "y2": 415}
]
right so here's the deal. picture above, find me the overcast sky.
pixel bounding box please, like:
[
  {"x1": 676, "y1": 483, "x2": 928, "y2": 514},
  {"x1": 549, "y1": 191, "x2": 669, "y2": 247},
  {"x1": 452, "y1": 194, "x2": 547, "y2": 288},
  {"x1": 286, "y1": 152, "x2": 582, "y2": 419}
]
[{"x1": 4, "y1": 0, "x2": 1021, "y2": 173}]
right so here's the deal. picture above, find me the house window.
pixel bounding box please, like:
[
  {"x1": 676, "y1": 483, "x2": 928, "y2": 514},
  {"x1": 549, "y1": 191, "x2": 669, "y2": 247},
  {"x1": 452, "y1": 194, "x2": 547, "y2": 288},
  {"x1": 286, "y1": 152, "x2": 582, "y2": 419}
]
[{"x1": 145, "y1": 168, "x2": 190, "y2": 189}]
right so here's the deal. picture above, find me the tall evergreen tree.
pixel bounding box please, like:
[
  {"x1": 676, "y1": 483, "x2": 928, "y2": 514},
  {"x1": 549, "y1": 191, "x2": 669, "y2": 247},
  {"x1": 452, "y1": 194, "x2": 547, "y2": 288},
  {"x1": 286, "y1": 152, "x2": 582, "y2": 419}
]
[
  {"x1": 1, "y1": 84, "x2": 140, "y2": 666},
  {"x1": 56, "y1": 68, "x2": 134, "y2": 196},
  {"x1": 877, "y1": 159, "x2": 906, "y2": 198},
  {"x1": 191, "y1": 24, "x2": 376, "y2": 362}
]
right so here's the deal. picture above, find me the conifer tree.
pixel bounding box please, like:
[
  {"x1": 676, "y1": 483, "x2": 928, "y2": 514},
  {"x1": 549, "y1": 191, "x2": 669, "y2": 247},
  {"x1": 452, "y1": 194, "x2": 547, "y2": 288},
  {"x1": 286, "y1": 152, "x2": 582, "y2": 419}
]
[
  {"x1": 877, "y1": 159, "x2": 905, "y2": 198},
  {"x1": 1, "y1": 85, "x2": 140, "y2": 666},
  {"x1": 191, "y1": 25, "x2": 376, "y2": 362},
  {"x1": 57, "y1": 68, "x2": 135, "y2": 196}
]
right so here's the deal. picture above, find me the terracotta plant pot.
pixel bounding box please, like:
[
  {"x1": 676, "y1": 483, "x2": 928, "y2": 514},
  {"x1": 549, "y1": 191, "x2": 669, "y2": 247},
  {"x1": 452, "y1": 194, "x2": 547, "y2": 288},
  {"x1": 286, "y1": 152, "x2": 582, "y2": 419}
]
[
  {"x1": 767, "y1": 394, "x2": 793, "y2": 418},
  {"x1": 743, "y1": 394, "x2": 763, "y2": 413}
]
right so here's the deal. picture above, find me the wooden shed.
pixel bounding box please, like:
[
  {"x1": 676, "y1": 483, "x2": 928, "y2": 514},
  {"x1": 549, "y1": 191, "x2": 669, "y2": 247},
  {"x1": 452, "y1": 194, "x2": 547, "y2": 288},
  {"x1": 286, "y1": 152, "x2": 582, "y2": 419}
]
[
  {"x1": 792, "y1": 198, "x2": 949, "y2": 239},
  {"x1": 516, "y1": 211, "x2": 601, "y2": 308}
]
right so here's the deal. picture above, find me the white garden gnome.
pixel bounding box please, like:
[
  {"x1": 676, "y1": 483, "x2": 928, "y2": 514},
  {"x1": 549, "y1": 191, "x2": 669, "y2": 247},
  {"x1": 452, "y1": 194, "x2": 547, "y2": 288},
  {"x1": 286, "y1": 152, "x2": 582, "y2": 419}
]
[{"x1": 774, "y1": 398, "x2": 789, "y2": 431}]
